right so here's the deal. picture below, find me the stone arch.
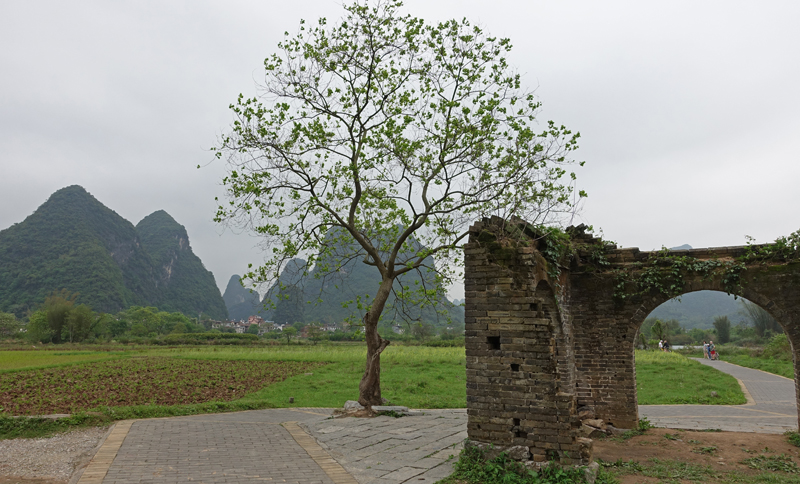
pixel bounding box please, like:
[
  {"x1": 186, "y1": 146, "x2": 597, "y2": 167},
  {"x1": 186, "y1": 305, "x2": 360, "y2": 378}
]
[
  {"x1": 464, "y1": 217, "x2": 800, "y2": 466},
  {"x1": 625, "y1": 282, "x2": 790, "y2": 346}
]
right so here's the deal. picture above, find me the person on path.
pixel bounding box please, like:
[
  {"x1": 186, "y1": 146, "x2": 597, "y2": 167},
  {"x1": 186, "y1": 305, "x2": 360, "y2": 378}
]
[
  {"x1": 703, "y1": 341, "x2": 709, "y2": 359},
  {"x1": 709, "y1": 340, "x2": 716, "y2": 360},
  {"x1": 658, "y1": 340, "x2": 663, "y2": 351}
]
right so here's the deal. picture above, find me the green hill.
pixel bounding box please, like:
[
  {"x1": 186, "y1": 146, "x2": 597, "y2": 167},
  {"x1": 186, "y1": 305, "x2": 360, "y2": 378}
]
[
  {"x1": 0, "y1": 186, "x2": 227, "y2": 319},
  {"x1": 136, "y1": 210, "x2": 228, "y2": 319},
  {"x1": 649, "y1": 290, "x2": 745, "y2": 330},
  {"x1": 222, "y1": 274, "x2": 265, "y2": 321}
]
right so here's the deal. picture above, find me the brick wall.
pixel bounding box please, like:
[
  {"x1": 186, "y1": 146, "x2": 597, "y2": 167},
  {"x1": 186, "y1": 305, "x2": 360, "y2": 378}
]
[{"x1": 464, "y1": 217, "x2": 800, "y2": 466}]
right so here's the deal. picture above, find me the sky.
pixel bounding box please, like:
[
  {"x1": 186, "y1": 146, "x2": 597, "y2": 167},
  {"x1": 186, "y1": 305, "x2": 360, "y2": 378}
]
[{"x1": 1, "y1": 1, "x2": 798, "y2": 300}]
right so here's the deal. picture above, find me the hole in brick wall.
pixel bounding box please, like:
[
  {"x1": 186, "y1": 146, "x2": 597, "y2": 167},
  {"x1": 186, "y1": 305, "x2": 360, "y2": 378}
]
[
  {"x1": 512, "y1": 418, "x2": 527, "y2": 438},
  {"x1": 530, "y1": 303, "x2": 538, "y2": 312},
  {"x1": 487, "y1": 336, "x2": 501, "y2": 350},
  {"x1": 510, "y1": 363, "x2": 520, "y2": 372}
]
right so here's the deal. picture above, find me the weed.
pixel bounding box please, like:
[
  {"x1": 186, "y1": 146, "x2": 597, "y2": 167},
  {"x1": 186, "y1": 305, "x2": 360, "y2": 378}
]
[
  {"x1": 603, "y1": 458, "x2": 720, "y2": 481},
  {"x1": 440, "y1": 446, "x2": 618, "y2": 484},
  {"x1": 693, "y1": 446, "x2": 718, "y2": 455},
  {"x1": 0, "y1": 413, "x2": 111, "y2": 440},
  {"x1": 741, "y1": 454, "x2": 800, "y2": 473},
  {"x1": 785, "y1": 430, "x2": 800, "y2": 448},
  {"x1": 664, "y1": 433, "x2": 681, "y2": 441}
]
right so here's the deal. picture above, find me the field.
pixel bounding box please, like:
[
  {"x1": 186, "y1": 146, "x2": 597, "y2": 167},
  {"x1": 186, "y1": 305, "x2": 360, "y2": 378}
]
[
  {"x1": 0, "y1": 345, "x2": 746, "y2": 438},
  {"x1": 635, "y1": 350, "x2": 746, "y2": 405},
  {"x1": 722, "y1": 354, "x2": 794, "y2": 379}
]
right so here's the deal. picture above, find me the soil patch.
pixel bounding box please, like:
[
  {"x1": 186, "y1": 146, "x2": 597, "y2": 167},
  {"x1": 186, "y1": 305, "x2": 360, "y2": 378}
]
[
  {"x1": 595, "y1": 428, "x2": 800, "y2": 483},
  {"x1": 0, "y1": 357, "x2": 325, "y2": 415}
]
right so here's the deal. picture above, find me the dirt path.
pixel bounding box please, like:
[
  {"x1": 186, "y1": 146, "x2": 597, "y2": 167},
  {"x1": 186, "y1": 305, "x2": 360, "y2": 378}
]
[{"x1": 594, "y1": 428, "x2": 799, "y2": 483}]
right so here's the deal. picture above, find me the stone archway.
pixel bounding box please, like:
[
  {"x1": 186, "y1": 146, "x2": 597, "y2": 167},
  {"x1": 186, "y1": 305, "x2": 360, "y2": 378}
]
[{"x1": 464, "y1": 217, "x2": 800, "y2": 466}]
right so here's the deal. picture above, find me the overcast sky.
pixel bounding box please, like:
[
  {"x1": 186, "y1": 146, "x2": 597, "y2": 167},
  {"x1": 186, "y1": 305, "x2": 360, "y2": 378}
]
[{"x1": 1, "y1": 1, "x2": 798, "y2": 300}]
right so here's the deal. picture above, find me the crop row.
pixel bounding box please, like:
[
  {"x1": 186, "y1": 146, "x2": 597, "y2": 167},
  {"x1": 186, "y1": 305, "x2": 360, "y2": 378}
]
[{"x1": 0, "y1": 357, "x2": 325, "y2": 415}]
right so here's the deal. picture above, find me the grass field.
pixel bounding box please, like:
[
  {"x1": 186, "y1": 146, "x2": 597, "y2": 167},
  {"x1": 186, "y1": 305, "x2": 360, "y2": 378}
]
[
  {"x1": 0, "y1": 345, "x2": 746, "y2": 438},
  {"x1": 635, "y1": 350, "x2": 746, "y2": 405},
  {"x1": 721, "y1": 355, "x2": 794, "y2": 379},
  {"x1": 0, "y1": 349, "x2": 132, "y2": 373}
]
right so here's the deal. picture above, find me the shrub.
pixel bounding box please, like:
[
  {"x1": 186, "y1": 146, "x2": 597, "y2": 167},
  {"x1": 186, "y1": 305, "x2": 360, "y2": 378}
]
[
  {"x1": 763, "y1": 333, "x2": 791, "y2": 360},
  {"x1": 161, "y1": 333, "x2": 259, "y2": 345}
]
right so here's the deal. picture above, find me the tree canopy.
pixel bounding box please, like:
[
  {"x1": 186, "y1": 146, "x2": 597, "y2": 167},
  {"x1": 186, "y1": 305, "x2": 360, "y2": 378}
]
[{"x1": 214, "y1": 0, "x2": 584, "y2": 405}]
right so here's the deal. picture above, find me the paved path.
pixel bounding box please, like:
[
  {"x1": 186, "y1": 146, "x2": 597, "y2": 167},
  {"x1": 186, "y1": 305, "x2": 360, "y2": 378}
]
[
  {"x1": 304, "y1": 409, "x2": 466, "y2": 484},
  {"x1": 639, "y1": 358, "x2": 798, "y2": 434},
  {"x1": 77, "y1": 408, "x2": 350, "y2": 484},
  {"x1": 74, "y1": 359, "x2": 799, "y2": 483}
]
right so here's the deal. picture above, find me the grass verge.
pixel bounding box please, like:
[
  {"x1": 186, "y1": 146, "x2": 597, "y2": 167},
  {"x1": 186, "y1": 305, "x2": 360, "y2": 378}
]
[
  {"x1": 635, "y1": 350, "x2": 746, "y2": 405},
  {"x1": 601, "y1": 457, "x2": 800, "y2": 484},
  {"x1": 722, "y1": 355, "x2": 794, "y2": 379}
]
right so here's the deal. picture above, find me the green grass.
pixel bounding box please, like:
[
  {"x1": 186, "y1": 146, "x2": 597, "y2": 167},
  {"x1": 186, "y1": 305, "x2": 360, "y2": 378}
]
[
  {"x1": 152, "y1": 345, "x2": 467, "y2": 409},
  {"x1": 723, "y1": 355, "x2": 794, "y2": 379},
  {"x1": 0, "y1": 349, "x2": 131, "y2": 373},
  {"x1": 635, "y1": 350, "x2": 746, "y2": 405}
]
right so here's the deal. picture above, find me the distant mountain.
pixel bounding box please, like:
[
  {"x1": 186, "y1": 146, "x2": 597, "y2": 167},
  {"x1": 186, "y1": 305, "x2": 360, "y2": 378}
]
[
  {"x1": 136, "y1": 210, "x2": 228, "y2": 319},
  {"x1": 648, "y1": 244, "x2": 745, "y2": 329},
  {"x1": 649, "y1": 291, "x2": 745, "y2": 329},
  {"x1": 0, "y1": 185, "x2": 227, "y2": 319},
  {"x1": 222, "y1": 274, "x2": 265, "y2": 321},
  {"x1": 254, "y1": 231, "x2": 464, "y2": 329}
]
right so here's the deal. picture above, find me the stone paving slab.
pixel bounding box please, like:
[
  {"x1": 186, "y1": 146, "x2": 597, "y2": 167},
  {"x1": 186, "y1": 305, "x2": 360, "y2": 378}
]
[{"x1": 303, "y1": 409, "x2": 467, "y2": 483}]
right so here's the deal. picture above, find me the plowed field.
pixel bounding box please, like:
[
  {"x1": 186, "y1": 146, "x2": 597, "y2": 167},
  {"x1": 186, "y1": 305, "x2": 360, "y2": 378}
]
[{"x1": 0, "y1": 357, "x2": 325, "y2": 415}]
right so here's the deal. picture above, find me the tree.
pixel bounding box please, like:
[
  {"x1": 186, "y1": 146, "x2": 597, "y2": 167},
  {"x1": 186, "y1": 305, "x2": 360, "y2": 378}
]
[
  {"x1": 44, "y1": 290, "x2": 77, "y2": 344},
  {"x1": 214, "y1": 0, "x2": 583, "y2": 406},
  {"x1": 306, "y1": 324, "x2": 324, "y2": 344},
  {"x1": 650, "y1": 319, "x2": 666, "y2": 341},
  {"x1": 283, "y1": 326, "x2": 298, "y2": 344},
  {"x1": 64, "y1": 304, "x2": 94, "y2": 343},
  {"x1": 712, "y1": 316, "x2": 731, "y2": 344},
  {"x1": 739, "y1": 300, "x2": 781, "y2": 338},
  {"x1": 246, "y1": 324, "x2": 260, "y2": 335},
  {"x1": 412, "y1": 322, "x2": 434, "y2": 341},
  {"x1": 0, "y1": 312, "x2": 21, "y2": 338},
  {"x1": 26, "y1": 310, "x2": 52, "y2": 343}
]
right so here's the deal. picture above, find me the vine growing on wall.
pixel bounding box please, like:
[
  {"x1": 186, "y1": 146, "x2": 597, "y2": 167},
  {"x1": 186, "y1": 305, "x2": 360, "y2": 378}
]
[{"x1": 611, "y1": 250, "x2": 746, "y2": 301}]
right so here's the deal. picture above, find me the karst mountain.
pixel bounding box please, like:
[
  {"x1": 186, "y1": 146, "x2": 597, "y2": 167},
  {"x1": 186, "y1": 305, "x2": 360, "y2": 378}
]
[{"x1": 0, "y1": 185, "x2": 227, "y2": 319}]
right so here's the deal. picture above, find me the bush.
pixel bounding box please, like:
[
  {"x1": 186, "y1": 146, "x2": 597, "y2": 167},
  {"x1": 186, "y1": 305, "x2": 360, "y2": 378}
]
[
  {"x1": 424, "y1": 338, "x2": 465, "y2": 347},
  {"x1": 763, "y1": 333, "x2": 791, "y2": 360},
  {"x1": 161, "y1": 333, "x2": 260, "y2": 345}
]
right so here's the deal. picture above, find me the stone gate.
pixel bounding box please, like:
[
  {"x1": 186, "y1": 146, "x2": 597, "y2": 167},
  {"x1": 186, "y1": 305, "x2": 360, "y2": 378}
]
[{"x1": 464, "y1": 217, "x2": 800, "y2": 466}]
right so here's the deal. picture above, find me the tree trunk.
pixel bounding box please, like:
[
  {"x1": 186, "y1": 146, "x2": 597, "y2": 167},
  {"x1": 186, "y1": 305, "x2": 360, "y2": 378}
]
[{"x1": 358, "y1": 279, "x2": 393, "y2": 407}]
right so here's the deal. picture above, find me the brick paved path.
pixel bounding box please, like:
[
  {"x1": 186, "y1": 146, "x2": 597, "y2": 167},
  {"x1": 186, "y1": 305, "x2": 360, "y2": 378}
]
[
  {"x1": 639, "y1": 358, "x2": 798, "y2": 433},
  {"x1": 77, "y1": 408, "x2": 348, "y2": 484}
]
